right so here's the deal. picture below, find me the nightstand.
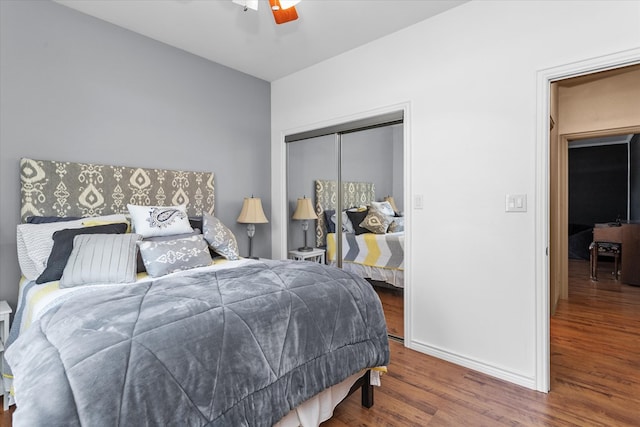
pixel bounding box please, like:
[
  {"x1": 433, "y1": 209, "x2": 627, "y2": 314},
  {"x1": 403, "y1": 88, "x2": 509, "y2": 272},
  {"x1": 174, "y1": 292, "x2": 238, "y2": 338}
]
[
  {"x1": 288, "y1": 248, "x2": 326, "y2": 264},
  {"x1": 0, "y1": 300, "x2": 12, "y2": 411}
]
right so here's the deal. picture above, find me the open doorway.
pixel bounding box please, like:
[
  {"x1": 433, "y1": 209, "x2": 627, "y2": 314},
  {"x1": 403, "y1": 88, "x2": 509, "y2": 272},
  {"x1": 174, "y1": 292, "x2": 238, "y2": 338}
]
[
  {"x1": 547, "y1": 63, "x2": 640, "y2": 394},
  {"x1": 549, "y1": 64, "x2": 640, "y2": 312}
]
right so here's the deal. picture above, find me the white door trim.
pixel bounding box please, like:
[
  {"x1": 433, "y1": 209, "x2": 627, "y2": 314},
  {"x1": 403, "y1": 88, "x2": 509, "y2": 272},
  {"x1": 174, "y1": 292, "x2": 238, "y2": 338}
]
[{"x1": 535, "y1": 47, "x2": 640, "y2": 392}]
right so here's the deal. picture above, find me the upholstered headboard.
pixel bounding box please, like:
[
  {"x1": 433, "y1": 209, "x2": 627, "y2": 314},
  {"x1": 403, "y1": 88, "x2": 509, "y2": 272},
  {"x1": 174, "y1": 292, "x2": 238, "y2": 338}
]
[
  {"x1": 314, "y1": 179, "x2": 375, "y2": 247},
  {"x1": 20, "y1": 158, "x2": 214, "y2": 223}
]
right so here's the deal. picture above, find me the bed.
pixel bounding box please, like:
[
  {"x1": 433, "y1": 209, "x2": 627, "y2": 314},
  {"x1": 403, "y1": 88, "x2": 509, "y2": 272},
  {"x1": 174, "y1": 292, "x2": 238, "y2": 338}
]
[
  {"x1": 3, "y1": 158, "x2": 389, "y2": 426},
  {"x1": 314, "y1": 180, "x2": 404, "y2": 288}
]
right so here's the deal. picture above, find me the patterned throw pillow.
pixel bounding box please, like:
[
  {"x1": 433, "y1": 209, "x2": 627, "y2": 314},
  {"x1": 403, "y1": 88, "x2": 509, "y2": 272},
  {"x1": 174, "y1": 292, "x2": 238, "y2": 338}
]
[
  {"x1": 138, "y1": 235, "x2": 213, "y2": 277},
  {"x1": 60, "y1": 233, "x2": 141, "y2": 288},
  {"x1": 136, "y1": 229, "x2": 202, "y2": 273},
  {"x1": 370, "y1": 201, "x2": 395, "y2": 217},
  {"x1": 359, "y1": 207, "x2": 393, "y2": 234},
  {"x1": 202, "y1": 213, "x2": 240, "y2": 260},
  {"x1": 388, "y1": 216, "x2": 405, "y2": 233},
  {"x1": 127, "y1": 204, "x2": 193, "y2": 238}
]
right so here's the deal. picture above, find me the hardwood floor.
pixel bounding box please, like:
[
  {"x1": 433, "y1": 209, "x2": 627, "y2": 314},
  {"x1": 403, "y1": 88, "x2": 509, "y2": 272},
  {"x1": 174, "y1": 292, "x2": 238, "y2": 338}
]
[
  {"x1": 374, "y1": 286, "x2": 404, "y2": 339},
  {"x1": 324, "y1": 259, "x2": 640, "y2": 426},
  {"x1": 3, "y1": 260, "x2": 638, "y2": 426}
]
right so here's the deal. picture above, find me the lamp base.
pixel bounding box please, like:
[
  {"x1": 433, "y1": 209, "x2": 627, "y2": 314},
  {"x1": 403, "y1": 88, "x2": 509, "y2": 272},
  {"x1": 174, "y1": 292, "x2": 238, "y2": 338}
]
[{"x1": 297, "y1": 246, "x2": 314, "y2": 252}]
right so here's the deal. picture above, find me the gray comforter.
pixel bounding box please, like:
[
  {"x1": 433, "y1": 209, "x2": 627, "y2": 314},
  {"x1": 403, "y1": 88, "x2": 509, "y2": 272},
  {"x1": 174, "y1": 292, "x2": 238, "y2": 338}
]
[{"x1": 6, "y1": 260, "x2": 389, "y2": 426}]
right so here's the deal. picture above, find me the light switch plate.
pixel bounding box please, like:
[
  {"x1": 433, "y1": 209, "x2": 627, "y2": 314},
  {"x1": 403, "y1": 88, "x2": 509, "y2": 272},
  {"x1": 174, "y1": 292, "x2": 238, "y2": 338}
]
[
  {"x1": 414, "y1": 194, "x2": 424, "y2": 210},
  {"x1": 506, "y1": 194, "x2": 527, "y2": 212}
]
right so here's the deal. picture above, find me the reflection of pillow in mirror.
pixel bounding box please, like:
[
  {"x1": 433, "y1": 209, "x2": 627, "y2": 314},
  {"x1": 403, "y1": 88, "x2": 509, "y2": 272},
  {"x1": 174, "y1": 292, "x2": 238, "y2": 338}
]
[
  {"x1": 347, "y1": 206, "x2": 367, "y2": 212},
  {"x1": 360, "y1": 208, "x2": 393, "y2": 234},
  {"x1": 388, "y1": 217, "x2": 405, "y2": 233},
  {"x1": 323, "y1": 210, "x2": 336, "y2": 233},
  {"x1": 346, "y1": 209, "x2": 370, "y2": 235},
  {"x1": 330, "y1": 211, "x2": 354, "y2": 233},
  {"x1": 371, "y1": 201, "x2": 395, "y2": 217}
]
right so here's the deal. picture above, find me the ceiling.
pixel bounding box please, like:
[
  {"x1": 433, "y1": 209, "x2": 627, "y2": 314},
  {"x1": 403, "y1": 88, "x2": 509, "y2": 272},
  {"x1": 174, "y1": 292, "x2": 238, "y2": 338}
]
[{"x1": 54, "y1": 0, "x2": 468, "y2": 82}]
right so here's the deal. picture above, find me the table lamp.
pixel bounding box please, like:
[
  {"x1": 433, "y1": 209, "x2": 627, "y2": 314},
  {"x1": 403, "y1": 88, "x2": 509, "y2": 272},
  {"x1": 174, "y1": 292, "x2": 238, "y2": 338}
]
[
  {"x1": 237, "y1": 196, "x2": 268, "y2": 258},
  {"x1": 292, "y1": 196, "x2": 318, "y2": 252}
]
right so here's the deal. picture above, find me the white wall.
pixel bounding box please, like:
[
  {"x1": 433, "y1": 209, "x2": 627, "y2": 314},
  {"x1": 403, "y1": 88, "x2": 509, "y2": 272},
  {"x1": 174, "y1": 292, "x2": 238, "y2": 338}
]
[{"x1": 271, "y1": 0, "x2": 640, "y2": 389}]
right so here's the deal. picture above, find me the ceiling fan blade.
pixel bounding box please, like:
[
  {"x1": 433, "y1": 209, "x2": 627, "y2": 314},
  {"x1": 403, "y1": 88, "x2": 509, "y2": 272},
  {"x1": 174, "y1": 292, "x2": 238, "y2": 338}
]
[{"x1": 269, "y1": 0, "x2": 298, "y2": 24}]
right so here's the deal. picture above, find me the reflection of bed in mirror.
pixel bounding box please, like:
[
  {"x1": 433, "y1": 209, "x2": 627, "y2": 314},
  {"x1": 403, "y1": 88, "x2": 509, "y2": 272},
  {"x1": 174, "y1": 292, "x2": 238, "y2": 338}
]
[{"x1": 315, "y1": 179, "x2": 404, "y2": 288}]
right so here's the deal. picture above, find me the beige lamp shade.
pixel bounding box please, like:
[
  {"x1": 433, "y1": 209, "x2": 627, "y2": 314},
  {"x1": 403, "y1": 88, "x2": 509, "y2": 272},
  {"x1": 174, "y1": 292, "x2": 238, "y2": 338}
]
[
  {"x1": 292, "y1": 197, "x2": 318, "y2": 220},
  {"x1": 237, "y1": 197, "x2": 269, "y2": 224}
]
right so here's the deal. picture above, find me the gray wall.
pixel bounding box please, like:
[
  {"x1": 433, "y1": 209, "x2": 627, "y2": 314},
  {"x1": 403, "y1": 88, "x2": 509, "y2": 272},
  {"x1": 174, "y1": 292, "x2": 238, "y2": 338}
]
[
  {"x1": 286, "y1": 125, "x2": 402, "y2": 251},
  {"x1": 0, "y1": 1, "x2": 271, "y2": 308},
  {"x1": 568, "y1": 144, "x2": 628, "y2": 225}
]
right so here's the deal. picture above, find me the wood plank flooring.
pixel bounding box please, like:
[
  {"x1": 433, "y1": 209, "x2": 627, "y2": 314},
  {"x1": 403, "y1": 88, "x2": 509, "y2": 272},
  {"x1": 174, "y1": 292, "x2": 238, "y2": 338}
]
[
  {"x1": 2, "y1": 260, "x2": 638, "y2": 426},
  {"x1": 323, "y1": 259, "x2": 640, "y2": 426},
  {"x1": 374, "y1": 286, "x2": 404, "y2": 339}
]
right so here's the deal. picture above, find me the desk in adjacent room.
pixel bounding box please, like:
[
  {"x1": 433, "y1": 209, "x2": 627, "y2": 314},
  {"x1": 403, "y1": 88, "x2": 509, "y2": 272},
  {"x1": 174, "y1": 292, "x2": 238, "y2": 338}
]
[{"x1": 592, "y1": 223, "x2": 640, "y2": 286}]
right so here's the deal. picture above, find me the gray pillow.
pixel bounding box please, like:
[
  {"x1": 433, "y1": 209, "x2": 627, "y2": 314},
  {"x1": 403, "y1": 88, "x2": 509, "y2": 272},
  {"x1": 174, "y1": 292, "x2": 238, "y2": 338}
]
[
  {"x1": 60, "y1": 233, "x2": 142, "y2": 288},
  {"x1": 36, "y1": 223, "x2": 129, "y2": 284},
  {"x1": 202, "y1": 213, "x2": 240, "y2": 260},
  {"x1": 136, "y1": 229, "x2": 202, "y2": 273},
  {"x1": 138, "y1": 234, "x2": 213, "y2": 277}
]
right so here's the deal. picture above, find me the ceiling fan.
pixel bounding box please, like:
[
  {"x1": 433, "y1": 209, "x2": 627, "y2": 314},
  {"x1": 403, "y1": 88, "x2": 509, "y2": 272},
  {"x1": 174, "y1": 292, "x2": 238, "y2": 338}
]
[{"x1": 232, "y1": 0, "x2": 301, "y2": 25}]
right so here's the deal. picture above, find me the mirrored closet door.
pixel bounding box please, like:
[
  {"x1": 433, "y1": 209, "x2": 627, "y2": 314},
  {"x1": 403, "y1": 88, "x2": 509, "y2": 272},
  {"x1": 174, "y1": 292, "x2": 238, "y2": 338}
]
[{"x1": 285, "y1": 112, "x2": 405, "y2": 339}]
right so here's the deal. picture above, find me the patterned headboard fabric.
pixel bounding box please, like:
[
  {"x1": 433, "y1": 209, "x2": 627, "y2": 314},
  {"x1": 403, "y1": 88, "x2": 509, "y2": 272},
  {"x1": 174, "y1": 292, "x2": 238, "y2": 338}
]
[
  {"x1": 20, "y1": 158, "x2": 214, "y2": 223},
  {"x1": 314, "y1": 179, "x2": 375, "y2": 247}
]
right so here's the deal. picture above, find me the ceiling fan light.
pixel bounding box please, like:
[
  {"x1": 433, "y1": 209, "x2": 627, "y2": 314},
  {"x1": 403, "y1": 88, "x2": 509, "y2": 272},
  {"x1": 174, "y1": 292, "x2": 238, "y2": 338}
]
[
  {"x1": 279, "y1": 0, "x2": 300, "y2": 10},
  {"x1": 232, "y1": 0, "x2": 259, "y2": 11}
]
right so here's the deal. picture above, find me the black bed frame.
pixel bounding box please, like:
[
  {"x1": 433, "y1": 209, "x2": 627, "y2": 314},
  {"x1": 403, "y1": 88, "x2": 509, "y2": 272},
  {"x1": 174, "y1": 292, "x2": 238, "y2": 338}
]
[{"x1": 346, "y1": 370, "x2": 374, "y2": 408}]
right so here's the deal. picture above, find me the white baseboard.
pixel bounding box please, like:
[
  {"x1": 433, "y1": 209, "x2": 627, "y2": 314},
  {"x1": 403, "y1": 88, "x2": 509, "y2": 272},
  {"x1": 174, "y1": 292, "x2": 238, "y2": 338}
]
[{"x1": 408, "y1": 339, "x2": 536, "y2": 391}]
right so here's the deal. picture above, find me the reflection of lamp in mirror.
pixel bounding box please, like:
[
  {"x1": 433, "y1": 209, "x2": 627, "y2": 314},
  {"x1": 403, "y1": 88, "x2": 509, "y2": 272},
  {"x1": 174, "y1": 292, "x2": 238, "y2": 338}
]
[
  {"x1": 292, "y1": 196, "x2": 318, "y2": 252},
  {"x1": 237, "y1": 196, "x2": 268, "y2": 258}
]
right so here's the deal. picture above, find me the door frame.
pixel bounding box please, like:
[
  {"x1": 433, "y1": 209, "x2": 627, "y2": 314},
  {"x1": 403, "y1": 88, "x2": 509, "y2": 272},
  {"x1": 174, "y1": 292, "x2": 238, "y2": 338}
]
[{"x1": 535, "y1": 47, "x2": 640, "y2": 392}]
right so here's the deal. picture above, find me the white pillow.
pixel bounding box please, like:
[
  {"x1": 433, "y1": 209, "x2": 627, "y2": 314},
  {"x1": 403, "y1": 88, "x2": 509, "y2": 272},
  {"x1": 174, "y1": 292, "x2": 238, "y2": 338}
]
[
  {"x1": 371, "y1": 201, "x2": 395, "y2": 217},
  {"x1": 127, "y1": 204, "x2": 193, "y2": 238}
]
